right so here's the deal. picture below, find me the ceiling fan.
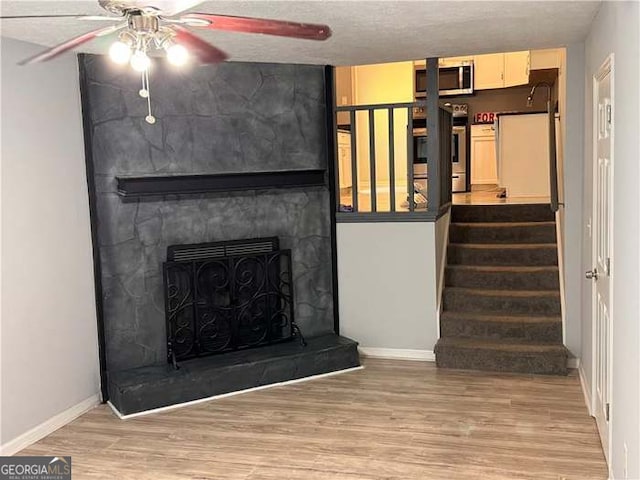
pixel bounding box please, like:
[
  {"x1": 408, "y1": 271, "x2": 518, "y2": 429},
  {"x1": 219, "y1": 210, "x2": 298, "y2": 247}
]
[{"x1": 1, "y1": 0, "x2": 332, "y2": 123}]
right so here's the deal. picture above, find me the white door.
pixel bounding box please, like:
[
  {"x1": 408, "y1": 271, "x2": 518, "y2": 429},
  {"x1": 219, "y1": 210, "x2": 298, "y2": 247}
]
[{"x1": 589, "y1": 55, "x2": 614, "y2": 464}]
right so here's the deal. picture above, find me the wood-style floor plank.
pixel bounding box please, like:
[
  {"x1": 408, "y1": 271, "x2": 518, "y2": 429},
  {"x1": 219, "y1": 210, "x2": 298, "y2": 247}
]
[{"x1": 19, "y1": 358, "x2": 607, "y2": 479}]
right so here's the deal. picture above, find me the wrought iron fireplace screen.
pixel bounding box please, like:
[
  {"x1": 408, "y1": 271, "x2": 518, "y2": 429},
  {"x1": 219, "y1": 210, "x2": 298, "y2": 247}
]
[{"x1": 163, "y1": 238, "x2": 298, "y2": 363}]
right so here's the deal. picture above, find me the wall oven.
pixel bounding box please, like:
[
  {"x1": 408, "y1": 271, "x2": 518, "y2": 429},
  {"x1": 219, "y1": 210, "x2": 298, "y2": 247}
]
[
  {"x1": 414, "y1": 61, "x2": 474, "y2": 98},
  {"x1": 412, "y1": 103, "x2": 468, "y2": 193}
]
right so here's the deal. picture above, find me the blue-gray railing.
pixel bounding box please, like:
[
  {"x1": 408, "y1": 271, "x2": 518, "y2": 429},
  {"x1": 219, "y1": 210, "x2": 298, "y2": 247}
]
[
  {"x1": 332, "y1": 58, "x2": 452, "y2": 221},
  {"x1": 333, "y1": 102, "x2": 452, "y2": 220}
]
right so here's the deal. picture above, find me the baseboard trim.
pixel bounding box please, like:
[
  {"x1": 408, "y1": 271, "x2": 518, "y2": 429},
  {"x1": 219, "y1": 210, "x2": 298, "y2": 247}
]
[
  {"x1": 359, "y1": 347, "x2": 436, "y2": 362},
  {"x1": 578, "y1": 363, "x2": 593, "y2": 416},
  {"x1": 567, "y1": 357, "x2": 580, "y2": 369},
  {"x1": 108, "y1": 365, "x2": 364, "y2": 420},
  {"x1": 0, "y1": 394, "x2": 100, "y2": 456}
]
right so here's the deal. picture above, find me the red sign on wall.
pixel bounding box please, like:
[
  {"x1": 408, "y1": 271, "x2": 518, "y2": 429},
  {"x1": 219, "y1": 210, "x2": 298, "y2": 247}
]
[{"x1": 474, "y1": 112, "x2": 497, "y2": 124}]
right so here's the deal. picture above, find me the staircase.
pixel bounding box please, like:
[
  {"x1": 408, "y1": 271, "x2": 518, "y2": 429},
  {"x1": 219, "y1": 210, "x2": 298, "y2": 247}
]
[{"x1": 434, "y1": 204, "x2": 568, "y2": 375}]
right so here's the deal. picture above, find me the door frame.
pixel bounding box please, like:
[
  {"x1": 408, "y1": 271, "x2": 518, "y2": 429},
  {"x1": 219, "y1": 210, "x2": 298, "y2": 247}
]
[{"x1": 590, "y1": 53, "x2": 614, "y2": 465}]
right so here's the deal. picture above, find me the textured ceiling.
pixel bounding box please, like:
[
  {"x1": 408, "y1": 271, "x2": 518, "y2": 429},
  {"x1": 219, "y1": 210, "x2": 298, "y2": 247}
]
[{"x1": 0, "y1": 1, "x2": 601, "y2": 66}]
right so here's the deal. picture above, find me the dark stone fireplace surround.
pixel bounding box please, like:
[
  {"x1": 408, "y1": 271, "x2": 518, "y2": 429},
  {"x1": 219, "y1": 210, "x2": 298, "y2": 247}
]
[{"x1": 79, "y1": 55, "x2": 359, "y2": 414}]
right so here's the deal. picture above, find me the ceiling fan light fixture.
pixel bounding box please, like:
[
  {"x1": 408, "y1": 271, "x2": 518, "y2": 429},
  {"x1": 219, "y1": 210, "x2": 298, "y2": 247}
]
[
  {"x1": 130, "y1": 49, "x2": 151, "y2": 72},
  {"x1": 109, "y1": 40, "x2": 132, "y2": 64},
  {"x1": 165, "y1": 42, "x2": 189, "y2": 66}
]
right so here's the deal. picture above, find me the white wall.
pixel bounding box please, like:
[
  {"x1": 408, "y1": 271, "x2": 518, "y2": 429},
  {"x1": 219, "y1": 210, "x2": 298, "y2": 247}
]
[
  {"x1": 583, "y1": 2, "x2": 640, "y2": 477},
  {"x1": 337, "y1": 222, "x2": 438, "y2": 352},
  {"x1": 563, "y1": 43, "x2": 586, "y2": 360},
  {"x1": 0, "y1": 38, "x2": 101, "y2": 452}
]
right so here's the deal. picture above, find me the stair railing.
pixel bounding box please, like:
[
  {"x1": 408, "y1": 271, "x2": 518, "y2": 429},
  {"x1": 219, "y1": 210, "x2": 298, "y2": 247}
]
[
  {"x1": 549, "y1": 108, "x2": 559, "y2": 212},
  {"x1": 330, "y1": 58, "x2": 452, "y2": 221}
]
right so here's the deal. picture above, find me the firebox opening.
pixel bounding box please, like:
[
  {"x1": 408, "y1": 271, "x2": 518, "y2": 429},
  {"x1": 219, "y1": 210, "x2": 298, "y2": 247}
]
[{"x1": 163, "y1": 237, "x2": 304, "y2": 367}]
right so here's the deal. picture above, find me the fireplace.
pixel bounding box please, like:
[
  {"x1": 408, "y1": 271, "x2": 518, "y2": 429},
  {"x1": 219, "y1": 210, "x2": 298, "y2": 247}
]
[
  {"x1": 164, "y1": 237, "x2": 305, "y2": 365},
  {"x1": 81, "y1": 57, "x2": 360, "y2": 416}
]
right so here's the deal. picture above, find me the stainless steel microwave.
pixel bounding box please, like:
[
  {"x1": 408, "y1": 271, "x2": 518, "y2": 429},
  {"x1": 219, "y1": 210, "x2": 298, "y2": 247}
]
[{"x1": 415, "y1": 61, "x2": 474, "y2": 97}]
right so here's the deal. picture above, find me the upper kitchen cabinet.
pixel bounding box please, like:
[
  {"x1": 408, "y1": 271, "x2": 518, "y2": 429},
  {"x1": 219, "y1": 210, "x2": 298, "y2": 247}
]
[
  {"x1": 335, "y1": 66, "x2": 354, "y2": 125},
  {"x1": 473, "y1": 53, "x2": 505, "y2": 90},
  {"x1": 352, "y1": 61, "x2": 414, "y2": 103},
  {"x1": 439, "y1": 55, "x2": 473, "y2": 66},
  {"x1": 503, "y1": 51, "x2": 530, "y2": 87},
  {"x1": 474, "y1": 51, "x2": 530, "y2": 90},
  {"x1": 530, "y1": 48, "x2": 562, "y2": 70}
]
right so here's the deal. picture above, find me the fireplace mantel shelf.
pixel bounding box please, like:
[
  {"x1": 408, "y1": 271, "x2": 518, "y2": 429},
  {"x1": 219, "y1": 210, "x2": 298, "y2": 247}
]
[{"x1": 116, "y1": 169, "x2": 327, "y2": 198}]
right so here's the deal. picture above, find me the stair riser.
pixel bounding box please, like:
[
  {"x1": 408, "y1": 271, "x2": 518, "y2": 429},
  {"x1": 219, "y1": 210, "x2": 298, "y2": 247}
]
[
  {"x1": 448, "y1": 246, "x2": 558, "y2": 266},
  {"x1": 434, "y1": 345, "x2": 567, "y2": 375},
  {"x1": 451, "y1": 204, "x2": 555, "y2": 223},
  {"x1": 449, "y1": 224, "x2": 556, "y2": 244},
  {"x1": 440, "y1": 318, "x2": 563, "y2": 343},
  {"x1": 445, "y1": 268, "x2": 560, "y2": 290},
  {"x1": 443, "y1": 290, "x2": 561, "y2": 315}
]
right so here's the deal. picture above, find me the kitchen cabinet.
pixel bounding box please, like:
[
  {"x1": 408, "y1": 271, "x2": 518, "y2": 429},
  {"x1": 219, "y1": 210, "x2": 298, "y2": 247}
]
[
  {"x1": 530, "y1": 48, "x2": 562, "y2": 70},
  {"x1": 474, "y1": 51, "x2": 530, "y2": 90},
  {"x1": 335, "y1": 66, "x2": 353, "y2": 125},
  {"x1": 473, "y1": 53, "x2": 505, "y2": 90},
  {"x1": 471, "y1": 124, "x2": 498, "y2": 185},
  {"x1": 337, "y1": 130, "x2": 352, "y2": 189},
  {"x1": 503, "y1": 51, "x2": 530, "y2": 87},
  {"x1": 439, "y1": 55, "x2": 473, "y2": 66}
]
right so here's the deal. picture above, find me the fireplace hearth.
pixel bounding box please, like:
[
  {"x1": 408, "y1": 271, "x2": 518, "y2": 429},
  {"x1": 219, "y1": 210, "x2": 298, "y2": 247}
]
[
  {"x1": 164, "y1": 237, "x2": 305, "y2": 365},
  {"x1": 107, "y1": 234, "x2": 359, "y2": 416}
]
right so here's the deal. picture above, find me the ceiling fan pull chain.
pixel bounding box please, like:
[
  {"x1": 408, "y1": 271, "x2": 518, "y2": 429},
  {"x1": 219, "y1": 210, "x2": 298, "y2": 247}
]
[{"x1": 143, "y1": 69, "x2": 156, "y2": 125}]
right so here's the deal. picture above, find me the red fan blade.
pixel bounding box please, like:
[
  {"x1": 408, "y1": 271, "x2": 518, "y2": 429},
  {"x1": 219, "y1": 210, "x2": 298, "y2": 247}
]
[
  {"x1": 180, "y1": 13, "x2": 331, "y2": 40},
  {"x1": 171, "y1": 26, "x2": 228, "y2": 64},
  {"x1": 18, "y1": 24, "x2": 124, "y2": 65}
]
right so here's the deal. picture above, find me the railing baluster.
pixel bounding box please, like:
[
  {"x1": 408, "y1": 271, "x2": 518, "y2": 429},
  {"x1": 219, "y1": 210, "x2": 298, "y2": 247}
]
[
  {"x1": 549, "y1": 110, "x2": 559, "y2": 212},
  {"x1": 334, "y1": 101, "x2": 430, "y2": 216},
  {"x1": 332, "y1": 111, "x2": 340, "y2": 213},
  {"x1": 426, "y1": 57, "x2": 440, "y2": 214},
  {"x1": 407, "y1": 107, "x2": 414, "y2": 212},
  {"x1": 350, "y1": 110, "x2": 358, "y2": 213},
  {"x1": 369, "y1": 109, "x2": 377, "y2": 212},
  {"x1": 388, "y1": 108, "x2": 396, "y2": 212}
]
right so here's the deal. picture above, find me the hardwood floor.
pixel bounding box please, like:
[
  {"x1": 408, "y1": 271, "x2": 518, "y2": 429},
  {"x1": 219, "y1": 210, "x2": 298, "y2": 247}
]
[
  {"x1": 339, "y1": 188, "x2": 550, "y2": 213},
  {"x1": 19, "y1": 358, "x2": 607, "y2": 479}
]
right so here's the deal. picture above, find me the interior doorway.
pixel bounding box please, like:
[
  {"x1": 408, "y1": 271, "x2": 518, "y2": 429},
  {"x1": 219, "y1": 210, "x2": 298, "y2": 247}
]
[{"x1": 589, "y1": 54, "x2": 614, "y2": 464}]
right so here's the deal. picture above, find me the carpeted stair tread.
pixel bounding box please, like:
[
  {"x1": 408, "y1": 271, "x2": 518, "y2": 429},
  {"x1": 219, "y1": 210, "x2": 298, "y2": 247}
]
[
  {"x1": 440, "y1": 311, "x2": 563, "y2": 343},
  {"x1": 446, "y1": 265, "x2": 559, "y2": 273},
  {"x1": 445, "y1": 265, "x2": 560, "y2": 290},
  {"x1": 439, "y1": 203, "x2": 565, "y2": 375},
  {"x1": 443, "y1": 287, "x2": 561, "y2": 316},
  {"x1": 444, "y1": 287, "x2": 560, "y2": 298},
  {"x1": 436, "y1": 337, "x2": 565, "y2": 351},
  {"x1": 452, "y1": 221, "x2": 556, "y2": 227},
  {"x1": 450, "y1": 221, "x2": 556, "y2": 244},
  {"x1": 449, "y1": 243, "x2": 557, "y2": 250},
  {"x1": 448, "y1": 243, "x2": 558, "y2": 266},
  {"x1": 435, "y1": 337, "x2": 568, "y2": 375},
  {"x1": 451, "y1": 204, "x2": 555, "y2": 223},
  {"x1": 441, "y1": 311, "x2": 562, "y2": 324}
]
